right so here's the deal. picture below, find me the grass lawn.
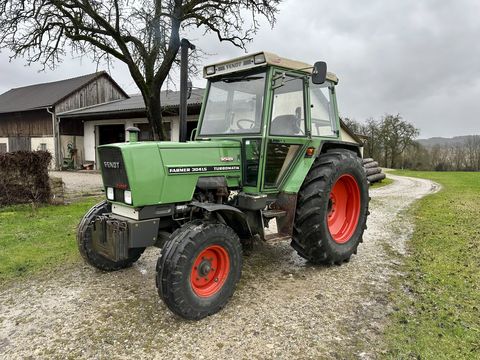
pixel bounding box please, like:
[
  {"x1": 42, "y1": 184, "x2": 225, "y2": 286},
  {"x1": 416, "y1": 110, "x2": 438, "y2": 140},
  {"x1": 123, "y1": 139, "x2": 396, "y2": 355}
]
[
  {"x1": 370, "y1": 176, "x2": 394, "y2": 189},
  {"x1": 385, "y1": 171, "x2": 480, "y2": 359},
  {"x1": 0, "y1": 197, "x2": 101, "y2": 285}
]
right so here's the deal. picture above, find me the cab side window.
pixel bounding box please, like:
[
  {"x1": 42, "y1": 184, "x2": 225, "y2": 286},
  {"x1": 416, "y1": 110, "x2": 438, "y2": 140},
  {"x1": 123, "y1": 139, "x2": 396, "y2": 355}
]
[
  {"x1": 270, "y1": 76, "x2": 306, "y2": 136},
  {"x1": 310, "y1": 82, "x2": 337, "y2": 137}
]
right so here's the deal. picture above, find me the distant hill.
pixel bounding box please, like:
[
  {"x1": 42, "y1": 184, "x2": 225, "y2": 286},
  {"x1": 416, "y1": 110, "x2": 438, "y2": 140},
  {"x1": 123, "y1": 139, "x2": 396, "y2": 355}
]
[{"x1": 417, "y1": 135, "x2": 479, "y2": 148}]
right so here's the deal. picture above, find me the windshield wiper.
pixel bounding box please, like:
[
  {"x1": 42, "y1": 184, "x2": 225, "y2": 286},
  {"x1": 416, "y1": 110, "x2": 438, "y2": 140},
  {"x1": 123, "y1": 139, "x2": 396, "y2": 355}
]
[{"x1": 222, "y1": 76, "x2": 263, "y2": 83}]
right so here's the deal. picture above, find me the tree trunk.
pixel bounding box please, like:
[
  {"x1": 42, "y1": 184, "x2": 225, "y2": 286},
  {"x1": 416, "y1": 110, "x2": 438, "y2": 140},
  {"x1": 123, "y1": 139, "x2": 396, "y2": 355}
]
[
  {"x1": 390, "y1": 149, "x2": 397, "y2": 168},
  {"x1": 146, "y1": 93, "x2": 168, "y2": 141}
]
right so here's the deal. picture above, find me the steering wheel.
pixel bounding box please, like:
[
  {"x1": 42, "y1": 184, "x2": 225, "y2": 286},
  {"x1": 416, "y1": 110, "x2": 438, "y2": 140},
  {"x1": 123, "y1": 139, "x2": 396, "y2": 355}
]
[
  {"x1": 296, "y1": 124, "x2": 305, "y2": 135},
  {"x1": 236, "y1": 119, "x2": 255, "y2": 130}
]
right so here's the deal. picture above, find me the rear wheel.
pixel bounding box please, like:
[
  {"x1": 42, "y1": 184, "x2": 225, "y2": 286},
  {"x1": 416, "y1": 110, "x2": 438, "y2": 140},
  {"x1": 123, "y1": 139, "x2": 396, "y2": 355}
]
[
  {"x1": 291, "y1": 149, "x2": 369, "y2": 264},
  {"x1": 77, "y1": 201, "x2": 145, "y2": 271},
  {"x1": 156, "y1": 220, "x2": 242, "y2": 320}
]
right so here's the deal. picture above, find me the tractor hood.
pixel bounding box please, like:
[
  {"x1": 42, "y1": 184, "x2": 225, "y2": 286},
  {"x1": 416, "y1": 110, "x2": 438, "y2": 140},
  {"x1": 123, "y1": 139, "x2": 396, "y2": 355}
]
[{"x1": 98, "y1": 140, "x2": 242, "y2": 207}]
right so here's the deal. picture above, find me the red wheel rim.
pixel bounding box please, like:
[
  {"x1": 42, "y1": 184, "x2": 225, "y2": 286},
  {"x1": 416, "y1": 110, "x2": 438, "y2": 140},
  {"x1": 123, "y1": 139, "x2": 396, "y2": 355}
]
[
  {"x1": 327, "y1": 174, "x2": 361, "y2": 244},
  {"x1": 190, "y1": 245, "x2": 230, "y2": 297}
]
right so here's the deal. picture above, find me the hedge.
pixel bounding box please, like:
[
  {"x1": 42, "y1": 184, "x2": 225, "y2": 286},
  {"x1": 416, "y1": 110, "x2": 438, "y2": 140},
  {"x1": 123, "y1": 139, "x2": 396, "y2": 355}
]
[{"x1": 0, "y1": 151, "x2": 52, "y2": 205}]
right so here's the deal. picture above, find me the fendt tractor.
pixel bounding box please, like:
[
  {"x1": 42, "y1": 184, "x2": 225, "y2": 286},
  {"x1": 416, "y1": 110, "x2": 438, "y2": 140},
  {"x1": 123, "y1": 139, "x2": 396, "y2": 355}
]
[{"x1": 77, "y1": 52, "x2": 369, "y2": 320}]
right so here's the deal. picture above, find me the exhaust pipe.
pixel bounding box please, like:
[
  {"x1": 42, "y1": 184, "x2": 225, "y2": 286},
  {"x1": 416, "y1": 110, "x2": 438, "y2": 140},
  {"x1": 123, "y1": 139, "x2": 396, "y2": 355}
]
[
  {"x1": 126, "y1": 126, "x2": 140, "y2": 143},
  {"x1": 179, "y1": 39, "x2": 196, "y2": 142}
]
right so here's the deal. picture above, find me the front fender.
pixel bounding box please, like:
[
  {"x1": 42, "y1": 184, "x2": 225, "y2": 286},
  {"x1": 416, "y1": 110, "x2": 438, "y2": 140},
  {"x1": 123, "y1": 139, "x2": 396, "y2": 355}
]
[{"x1": 189, "y1": 201, "x2": 253, "y2": 239}]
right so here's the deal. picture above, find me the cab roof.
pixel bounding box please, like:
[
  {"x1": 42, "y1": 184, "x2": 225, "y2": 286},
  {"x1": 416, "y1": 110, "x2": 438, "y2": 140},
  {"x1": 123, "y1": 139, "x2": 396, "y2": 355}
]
[{"x1": 203, "y1": 51, "x2": 339, "y2": 84}]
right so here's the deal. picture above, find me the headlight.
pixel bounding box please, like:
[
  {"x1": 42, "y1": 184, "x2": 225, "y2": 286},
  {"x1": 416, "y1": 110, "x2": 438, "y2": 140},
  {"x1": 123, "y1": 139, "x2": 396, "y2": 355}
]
[
  {"x1": 124, "y1": 190, "x2": 132, "y2": 205},
  {"x1": 106, "y1": 187, "x2": 114, "y2": 200}
]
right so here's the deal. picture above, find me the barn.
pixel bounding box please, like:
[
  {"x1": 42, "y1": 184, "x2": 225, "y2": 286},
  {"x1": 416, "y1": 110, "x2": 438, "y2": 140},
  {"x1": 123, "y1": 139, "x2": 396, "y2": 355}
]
[{"x1": 0, "y1": 72, "x2": 127, "y2": 167}]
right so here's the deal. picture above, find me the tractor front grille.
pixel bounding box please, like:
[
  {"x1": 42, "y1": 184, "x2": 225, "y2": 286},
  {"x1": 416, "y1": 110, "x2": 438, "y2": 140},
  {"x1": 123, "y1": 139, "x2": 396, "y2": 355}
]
[{"x1": 98, "y1": 147, "x2": 130, "y2": 190}]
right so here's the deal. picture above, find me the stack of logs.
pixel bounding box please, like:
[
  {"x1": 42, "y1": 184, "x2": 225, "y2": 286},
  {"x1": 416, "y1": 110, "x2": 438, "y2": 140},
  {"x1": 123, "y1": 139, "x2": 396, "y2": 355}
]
[
  {"x1": 363, "y1": 158, "x2": 386, "y2": 184},
  {"x1": 49, "y1": 177, "x2": 65, "y2": 205}
]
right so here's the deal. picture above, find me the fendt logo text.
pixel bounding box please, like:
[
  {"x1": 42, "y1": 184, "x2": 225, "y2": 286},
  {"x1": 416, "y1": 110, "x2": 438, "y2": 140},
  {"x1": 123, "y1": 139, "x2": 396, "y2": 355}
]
[{"x1": 104, "y1": 161, "x2": 120, "y2": 169}]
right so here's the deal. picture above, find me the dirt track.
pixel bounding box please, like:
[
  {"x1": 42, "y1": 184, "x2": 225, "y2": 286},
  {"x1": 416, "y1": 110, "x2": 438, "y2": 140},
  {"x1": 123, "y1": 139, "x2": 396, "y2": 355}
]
[{"x1": 0, "y1": 174, "x2": 438, "y2": 359}]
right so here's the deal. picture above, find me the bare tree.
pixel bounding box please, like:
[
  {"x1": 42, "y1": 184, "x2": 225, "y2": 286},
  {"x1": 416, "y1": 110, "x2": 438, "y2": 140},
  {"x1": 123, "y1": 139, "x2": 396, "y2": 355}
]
[
  {"x1": 0, "y1": 0, "x2": 280, "y2": 140},
  {"x1": 380, "y1": 114, "x2": 419, "y2": 168},
  {"x1": 465, "y1": 135, "x2": 480, "y2": 171},
  {"x1": 343, "y1": 114, "x2": 420, "y2": 168},
  {"x1": 362, "y1": 118, "x2": 382, "y2": 164}
]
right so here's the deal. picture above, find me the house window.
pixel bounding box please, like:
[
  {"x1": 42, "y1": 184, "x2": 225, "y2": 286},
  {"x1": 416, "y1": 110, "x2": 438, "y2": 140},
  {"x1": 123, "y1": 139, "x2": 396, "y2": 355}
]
[
  {"x1": 40, "y1": 143, "x2": 47, "y2": 151},
  {"x1": 0, "y1": 143, "x2": 7, "y2": 154}
]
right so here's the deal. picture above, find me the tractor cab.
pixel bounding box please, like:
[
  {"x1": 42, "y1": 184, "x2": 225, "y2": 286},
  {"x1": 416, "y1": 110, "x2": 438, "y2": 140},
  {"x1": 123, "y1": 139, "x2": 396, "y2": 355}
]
[{"x1": 196, "y1": 52, "x2": 341, "y2": 193}]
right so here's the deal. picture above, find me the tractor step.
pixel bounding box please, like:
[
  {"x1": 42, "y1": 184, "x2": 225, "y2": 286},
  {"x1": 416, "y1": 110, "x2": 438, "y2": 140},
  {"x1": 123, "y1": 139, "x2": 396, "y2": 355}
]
[
  {"x1": 265, "y1": 233, "x2": 291, "y2": 243},
  {"x1": 262, "y1": 209, "x2": 287, "y2": 219}
]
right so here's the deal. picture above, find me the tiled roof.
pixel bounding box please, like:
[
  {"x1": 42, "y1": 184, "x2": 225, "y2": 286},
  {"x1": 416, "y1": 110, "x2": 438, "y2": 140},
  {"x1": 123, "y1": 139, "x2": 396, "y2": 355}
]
[
  {"x1": 0, "y1": 72, "x2": 125, "y2": 113},
  {"x1": 58, "y1": 89, "x2": 204, "y2": 117}
]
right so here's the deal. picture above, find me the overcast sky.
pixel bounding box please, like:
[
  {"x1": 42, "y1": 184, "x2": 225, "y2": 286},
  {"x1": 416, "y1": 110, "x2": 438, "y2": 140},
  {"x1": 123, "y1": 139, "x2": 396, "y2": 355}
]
[{"x1": 1, "y1": 0, "x2": 479, "y2": 138}]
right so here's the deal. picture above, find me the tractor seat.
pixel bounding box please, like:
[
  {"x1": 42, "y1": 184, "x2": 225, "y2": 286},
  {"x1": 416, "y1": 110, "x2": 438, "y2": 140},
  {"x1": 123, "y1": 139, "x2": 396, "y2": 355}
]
[{"x1": 270, "y1": 115, "x2": 300, "y2": 136}]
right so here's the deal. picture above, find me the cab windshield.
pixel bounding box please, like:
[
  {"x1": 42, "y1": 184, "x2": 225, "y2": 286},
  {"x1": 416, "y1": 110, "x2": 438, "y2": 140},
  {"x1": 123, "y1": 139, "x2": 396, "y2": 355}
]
[{"x1": 199, "y1": 71, "x2": 266, "y2": 135}]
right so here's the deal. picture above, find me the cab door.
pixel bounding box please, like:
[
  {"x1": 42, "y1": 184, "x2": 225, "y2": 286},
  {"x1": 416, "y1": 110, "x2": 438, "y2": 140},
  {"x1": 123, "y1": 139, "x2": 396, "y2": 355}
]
[{"x1": 261, "y1": 72, "x2": 310, "y2": 191}]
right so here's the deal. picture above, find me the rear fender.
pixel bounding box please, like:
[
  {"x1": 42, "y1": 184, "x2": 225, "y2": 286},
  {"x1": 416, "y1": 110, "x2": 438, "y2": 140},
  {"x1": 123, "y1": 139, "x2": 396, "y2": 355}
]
[
  {"x1": 319, "y1": 140, "x2": 362, "y2": 157},
  {"x1": 189, "y1": 201, "x2": 253, "y2": 239}
]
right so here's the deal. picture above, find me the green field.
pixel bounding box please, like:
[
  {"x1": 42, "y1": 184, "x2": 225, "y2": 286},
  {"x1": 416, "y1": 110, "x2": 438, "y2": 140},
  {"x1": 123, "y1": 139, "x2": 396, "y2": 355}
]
[
  {"x1": 370, "y1": 176, "x2": 393, "y2": 189},
  {"x1": 386, "y1": 171, "x2": 480, "y2": 359},
  {"x1": 0, "y1": 197, "x2": 100, "y2": 284}
]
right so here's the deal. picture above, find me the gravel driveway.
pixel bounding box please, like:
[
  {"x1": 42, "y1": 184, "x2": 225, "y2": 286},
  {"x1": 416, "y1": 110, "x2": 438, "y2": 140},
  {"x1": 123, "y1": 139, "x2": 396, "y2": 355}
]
[
  {"x1": 49, "y1": 171, "x2": 103, "y2": 195},
  {"x1": 0, "y1": 174, "x2": 438, "y2": 359}
]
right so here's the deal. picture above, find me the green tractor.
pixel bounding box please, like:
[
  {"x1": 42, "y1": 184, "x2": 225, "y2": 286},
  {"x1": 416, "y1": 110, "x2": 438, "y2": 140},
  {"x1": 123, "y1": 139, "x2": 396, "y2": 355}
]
[{"x1": 77, "y1": 52, "x2": 369, "y2": 320}]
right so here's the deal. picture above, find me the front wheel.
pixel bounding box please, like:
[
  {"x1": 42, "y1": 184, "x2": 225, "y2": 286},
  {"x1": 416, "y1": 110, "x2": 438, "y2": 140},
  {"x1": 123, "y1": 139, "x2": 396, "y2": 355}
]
[
  {"x1": 291, "y1": 149, "x2": 369, "y2": 264},
  {"x1": 156, "y1": 220, "x2": 242, "y2": 320},
  {"x1": 77, "y1": 201, "x2": 145, "y2": 271}
]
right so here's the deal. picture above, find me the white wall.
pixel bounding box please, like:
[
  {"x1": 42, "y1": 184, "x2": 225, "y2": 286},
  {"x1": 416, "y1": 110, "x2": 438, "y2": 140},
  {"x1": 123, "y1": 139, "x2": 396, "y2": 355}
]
[
  {"x1": 31, "y1": 136, "x2": 56, "y2": 167},
  {"x1": 0, "y1": 137, "x2": 8, "y2": 152},
  {"x1": 83, "y1": 115, "x2": 199, "y2": 167},
  {"x1": 171, "y1": 115, "x2": 199, "y2": 141},
  {"x1": 84, "y1": 118, "x2": 147, "y2": 162},
  {"x1": 171, "y1": 117, "x2": 180, "y2": 141},
  {"x1": 340, "y1": 128, "x2": 364, "y2": 157},
  {"x1": 84, "y1": 121, "x2": 96, "y2": 163},
  {"x1": 340, "y1": 128, "x2": 356, "y2": 143}
]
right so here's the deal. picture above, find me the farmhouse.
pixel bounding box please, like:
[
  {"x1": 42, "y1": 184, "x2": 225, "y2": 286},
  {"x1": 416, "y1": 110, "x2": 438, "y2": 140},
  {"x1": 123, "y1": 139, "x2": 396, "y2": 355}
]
[
  {"x1": 57, "y1": 90, "x2": 203, "y2": 168},
  {"x1": 0, "y1": 72, "x2": 127, "y2": 167}
]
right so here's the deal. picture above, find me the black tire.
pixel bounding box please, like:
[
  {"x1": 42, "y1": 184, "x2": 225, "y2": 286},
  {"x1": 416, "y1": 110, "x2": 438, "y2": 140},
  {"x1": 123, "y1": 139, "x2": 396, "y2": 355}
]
[
  {"x1": 291, "y1": 149, "x2": 369, "y2": 264},
  {"x1": 77, "y1": 201, "x2": 145, "y2": 271},
  {"x1": 156, "y1": 220, "x2": 242, "y2": 320}
]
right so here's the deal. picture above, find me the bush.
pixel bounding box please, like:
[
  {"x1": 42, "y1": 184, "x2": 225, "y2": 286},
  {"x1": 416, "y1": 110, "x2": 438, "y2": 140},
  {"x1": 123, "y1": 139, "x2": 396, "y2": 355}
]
[{"x1": 0, "y1": 151, "x2": 52, "y2": 205}]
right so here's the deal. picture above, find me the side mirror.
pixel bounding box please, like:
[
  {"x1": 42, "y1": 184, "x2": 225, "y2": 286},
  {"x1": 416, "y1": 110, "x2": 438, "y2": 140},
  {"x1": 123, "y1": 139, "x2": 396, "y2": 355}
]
[{"x1": 312, "y1": 61, "x2": 327, "y2": 84}]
